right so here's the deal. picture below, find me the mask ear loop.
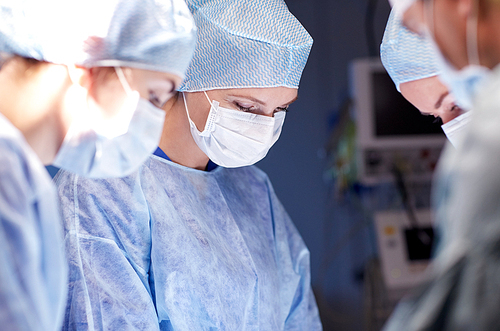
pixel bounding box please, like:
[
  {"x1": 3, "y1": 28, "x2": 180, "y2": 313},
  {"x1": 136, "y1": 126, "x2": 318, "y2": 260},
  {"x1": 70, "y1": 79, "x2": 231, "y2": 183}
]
[
  {"x1": 182, "y1": 91, "x2": 214, "y2": 116},
  {"x1": 65, "y1": 64, "x2": 96, "y2": 121},
  {"x1": 466, "y1": 0, "x2": 480, "y2": 66},
  {"x1": 203, "y1": 91, "x2": 213, "y2": 107},
  {"x1": 115, "y1": 67, "x2": 133, "y2": 94},
  {"x1": 182, "y1": 92, "x2": 192, "y2": 118},
  {"x1": 183, "y1": 92, "x2": 211, "y2": 135},
  {"x1": 66, "y1": 64, "x2": 83, "y2": 86}
]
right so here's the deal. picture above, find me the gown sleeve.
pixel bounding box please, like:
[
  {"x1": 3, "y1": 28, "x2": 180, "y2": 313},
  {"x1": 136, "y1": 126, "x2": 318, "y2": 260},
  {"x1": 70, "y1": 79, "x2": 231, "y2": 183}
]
[
  {"x1": 55, "y1": 168, "x2": 161, "y2": 331},
  {"x1": 0, "y1": 140, "x2": 66, "y2": 331},
  {"x1": 266, "y1": 178, "x2": 323, "y2": 331}
]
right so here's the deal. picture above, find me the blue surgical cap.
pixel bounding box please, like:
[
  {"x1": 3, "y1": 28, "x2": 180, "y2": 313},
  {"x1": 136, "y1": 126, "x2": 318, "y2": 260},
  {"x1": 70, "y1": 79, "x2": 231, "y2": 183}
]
[
  {"x1": 179, "y1": 0, "x2": 313, "y2": 92},
  {"x1": 380, "y1": 10, "x2": 440, "y2": 92},
  {"x1": 0, "y1": 0, "x2": 196, "y2": 78}
]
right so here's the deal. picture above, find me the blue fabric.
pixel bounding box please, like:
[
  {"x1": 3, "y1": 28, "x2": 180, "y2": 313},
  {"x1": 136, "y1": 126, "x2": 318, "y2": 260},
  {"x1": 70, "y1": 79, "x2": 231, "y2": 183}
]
[
  {"x1": 153, "y1": 147, "x2": 170, "y2": 160},
  {"x1": 45, "y1": 165, "x2": 60, "y2": 178},
  {"x1": 0, "y1": 114, "x2": 67, "y2": 331},
  {"x1": 380, "y1": 9, "x2": 440, "y2": 91},
  {"x1": 178, "y1": 0, "x2": 313, "y2": 91},
  {"x1": 154, "y1": 147, "x2": 218, "y2": 172},
  {"x1": 0, "y1": 0, "x2": 196, "y2": 77},
  {"x1": 55, "y1": 155, "x2": 322, "y2": 330}
]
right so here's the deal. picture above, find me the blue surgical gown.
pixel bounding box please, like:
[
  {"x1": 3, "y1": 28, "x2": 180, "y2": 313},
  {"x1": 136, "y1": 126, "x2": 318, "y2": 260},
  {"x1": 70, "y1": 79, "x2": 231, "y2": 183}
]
[
  {"x1": 55, "y1": 151, "x2": 322, "y2": 330},
  {"x1": 0, "y1": 114, "x2": 67, "y2": 330},
  {"x1": 383, "y1": 66, "x2": 500, "y2": 330}
]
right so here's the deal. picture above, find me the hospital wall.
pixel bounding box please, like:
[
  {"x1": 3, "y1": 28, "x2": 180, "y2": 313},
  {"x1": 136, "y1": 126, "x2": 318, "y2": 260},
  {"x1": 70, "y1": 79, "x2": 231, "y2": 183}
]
[{"x1": 257, "y1": 1, "x2": 391, "y2": 330}]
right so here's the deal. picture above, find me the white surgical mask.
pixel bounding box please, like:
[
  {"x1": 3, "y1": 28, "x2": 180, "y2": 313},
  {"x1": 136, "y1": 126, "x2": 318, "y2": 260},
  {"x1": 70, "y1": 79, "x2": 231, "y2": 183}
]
[
  {"x1": 437, "y1": 60, "x2": 490, "y2": 111},
  {"x1": 53, "y1": 67, "x2": 165, "y2": 178},
  {"x1": 426, "y1": 0, "x2": 491, "y2": 111},
  {"x1": 183, "y1": 91, "x2": 286, "y2": 168},
  {"x1": 441, "y1": 111, "x2": 472, "y2": 147}
]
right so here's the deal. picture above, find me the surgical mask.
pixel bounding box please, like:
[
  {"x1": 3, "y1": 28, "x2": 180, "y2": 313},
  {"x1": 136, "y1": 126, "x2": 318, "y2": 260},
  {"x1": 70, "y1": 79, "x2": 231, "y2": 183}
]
[
  {"x1": 425, "y1": 0, "x2": 490, "y2": 111},
  {"x1": 441, "y1": 111, "x2": 472, "y2": 147},
  {"x1": 437, "y1": 61, "x2": 489, "y2": 111},
  {"x1": 53, "y1": 67, "x2": 165, "y2": 178},
  {"x1": 183, "y1": 91, "x2": 286, "y2": 168}
]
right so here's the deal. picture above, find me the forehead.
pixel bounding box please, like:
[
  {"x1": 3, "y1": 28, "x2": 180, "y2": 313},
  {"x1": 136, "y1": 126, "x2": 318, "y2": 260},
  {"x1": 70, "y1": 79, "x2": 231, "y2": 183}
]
[
  {"x1": 400, "y1": 75, "x2": 447, "y2": 113},
  {"x1": 130, "y1": 68, "x2": 182, "y2": 85},
  {"x1": 213, "y1": 87, "x2": 298, "y2": 105}
]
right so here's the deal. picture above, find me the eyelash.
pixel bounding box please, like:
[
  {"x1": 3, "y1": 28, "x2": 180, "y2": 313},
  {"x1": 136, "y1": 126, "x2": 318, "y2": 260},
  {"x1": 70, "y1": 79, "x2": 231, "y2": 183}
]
[
  {"x1": 236, "y1": 103, "x2": 289, "y2": 113},
  {"x1": 236, "y1": 104, "x2": 253, "y2": 112},
  {"x1": 149, "y1": 91, "x2": 168, "y2": 108}
]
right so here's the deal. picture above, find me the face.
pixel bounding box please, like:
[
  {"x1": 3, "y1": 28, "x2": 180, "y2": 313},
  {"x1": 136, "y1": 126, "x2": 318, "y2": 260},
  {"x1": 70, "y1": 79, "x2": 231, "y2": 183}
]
[
  {"x1": 402, "y1": 0, "x2": 469, "y2": 69},
  {"x1": 184, "y1": 87, "x2": 298, "y2": 131},
  {"x1": 127, "y1": 68, "x2": 182, "y2": 108},
  {"x1": 400, "y1": 75, "x2": 464, "y2": 124},
  {"x1": 88, "y1": 67, "x2": 182, "y2": 121}
]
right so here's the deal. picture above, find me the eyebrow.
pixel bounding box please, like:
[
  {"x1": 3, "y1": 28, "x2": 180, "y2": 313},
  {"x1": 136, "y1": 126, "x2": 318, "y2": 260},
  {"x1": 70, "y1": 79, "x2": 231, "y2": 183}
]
[
  {"x1": 434, "y1": 91, "x2": 449, "y2": 109},
  {"x1": 227, "y1": 94, "x2": 299, "y2": 108}
]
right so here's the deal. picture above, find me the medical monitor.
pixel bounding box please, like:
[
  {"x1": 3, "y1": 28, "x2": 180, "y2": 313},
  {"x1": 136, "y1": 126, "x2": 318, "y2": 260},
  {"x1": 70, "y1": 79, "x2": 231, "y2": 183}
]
[
  {"x1": 374, "y1": 209, "x2": 434, "y2": 291},
  {"x1": 350, "y1": 58, "x2": 446, "y2": 184}
]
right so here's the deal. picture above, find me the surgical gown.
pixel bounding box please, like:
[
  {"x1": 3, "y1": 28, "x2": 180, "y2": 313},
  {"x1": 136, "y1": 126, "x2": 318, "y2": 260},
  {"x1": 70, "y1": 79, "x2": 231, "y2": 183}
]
[
  {"x1": 383, "y1": 65, "x2": 500, "y2": 330},
  {"x1": 55, "y1": 151, "x2": 322, "y2": 330},
  {"x1": 0, "y1": 114, "x2": 67, "y2": 330}
]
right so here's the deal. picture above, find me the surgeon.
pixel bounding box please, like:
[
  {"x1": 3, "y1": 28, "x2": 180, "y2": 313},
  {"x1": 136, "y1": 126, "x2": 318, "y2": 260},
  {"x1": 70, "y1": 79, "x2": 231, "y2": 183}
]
[
  {"x1": 0, "y1": 0, "x2": 195, "y2": 329},
  {"x1": 54, "y1": 0, "x2": 322, "y2": 329},
  {"x1": 382, "y1": 0, "x2": 500, "y2": 329},
  {"x1": 381, "y1": 9, "x2": 469, "y2": 146}
]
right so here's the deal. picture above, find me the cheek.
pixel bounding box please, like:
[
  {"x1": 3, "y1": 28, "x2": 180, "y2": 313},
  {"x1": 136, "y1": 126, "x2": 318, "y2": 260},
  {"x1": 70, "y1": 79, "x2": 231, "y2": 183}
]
[
  {"x1": 184, "y1": 93, "x2": 211, "y2": 131},
  {"x1": 439, "y1": 105, "x2": 463, "y2": 124},
  {"x1": 90, "y1": 79, "x2": 128, "y2": 119},
  {"x1": 401, "y1": 87, "x2": 433, "y2": 114},
  {"x1": 191, "y1": 105, "x2": 210, "y2": 131}
]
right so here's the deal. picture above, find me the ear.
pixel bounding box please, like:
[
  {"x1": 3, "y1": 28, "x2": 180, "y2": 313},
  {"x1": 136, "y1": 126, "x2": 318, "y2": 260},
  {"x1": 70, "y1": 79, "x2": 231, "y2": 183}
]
[{"x1": 403, "y1": 2, "x2": 427, "y2": 34}]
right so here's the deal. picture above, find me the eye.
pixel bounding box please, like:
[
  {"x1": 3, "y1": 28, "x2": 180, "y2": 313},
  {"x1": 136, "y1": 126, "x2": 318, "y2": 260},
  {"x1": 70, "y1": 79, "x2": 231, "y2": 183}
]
[
  {"x1": 275, "y1": 106, "x2": 289, "y2": 113},
  {"x1": 235, "y1": 102, "x2": 256, "y2": 113},
  {"x1": 149, "y1": 90, "x2": 169, "y2": 109}
]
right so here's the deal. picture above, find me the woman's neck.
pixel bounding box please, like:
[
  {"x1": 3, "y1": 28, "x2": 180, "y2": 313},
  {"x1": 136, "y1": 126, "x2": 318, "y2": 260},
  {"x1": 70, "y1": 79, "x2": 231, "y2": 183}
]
[{"x1": 158, "y1": 92, "x2": 210, "y2": 170}]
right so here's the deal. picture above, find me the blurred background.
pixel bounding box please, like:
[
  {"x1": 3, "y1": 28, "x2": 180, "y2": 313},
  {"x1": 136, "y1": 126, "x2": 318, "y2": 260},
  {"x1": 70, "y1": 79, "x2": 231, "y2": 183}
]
[{"x1": 257, "y1": 1, "x2": 445, "y2": 330}]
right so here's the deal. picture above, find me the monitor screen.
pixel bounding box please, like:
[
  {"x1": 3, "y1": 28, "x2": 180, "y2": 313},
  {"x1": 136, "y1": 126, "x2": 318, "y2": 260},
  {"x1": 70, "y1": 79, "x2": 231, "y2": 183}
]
[
  {"x1": 372, "y1": 72, "x2": 444, "y2": 137},
  {"x1": 404, "y1": 227, "x2": 435, "y2": 261}
]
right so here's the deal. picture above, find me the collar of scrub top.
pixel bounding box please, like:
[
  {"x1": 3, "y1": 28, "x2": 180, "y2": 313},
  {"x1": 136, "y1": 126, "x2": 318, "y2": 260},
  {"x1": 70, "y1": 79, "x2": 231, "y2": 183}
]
[{"x1": 154, "y1": 147, "x2": 218, "y2": 172}]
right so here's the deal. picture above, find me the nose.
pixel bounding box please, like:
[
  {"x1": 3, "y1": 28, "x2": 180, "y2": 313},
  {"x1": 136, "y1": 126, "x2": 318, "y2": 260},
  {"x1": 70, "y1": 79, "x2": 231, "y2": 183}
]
[{"x1": 440, "y1": 95, "x2": 463, "y2": 124}]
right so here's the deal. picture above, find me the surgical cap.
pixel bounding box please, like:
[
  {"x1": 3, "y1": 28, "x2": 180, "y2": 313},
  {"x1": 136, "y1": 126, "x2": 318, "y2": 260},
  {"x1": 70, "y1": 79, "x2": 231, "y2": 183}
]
[
  {"x1": 0, "y1": 0, "x2": 196, "y2": 78},
  {"x1": 179, "y1": 0, "x2": 313, "y2": 92},
  {"x1": 380, "y1": 10, "x2": 440, "y2": 92}
]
